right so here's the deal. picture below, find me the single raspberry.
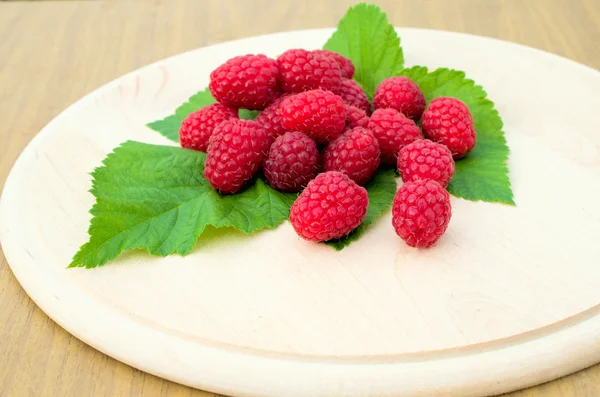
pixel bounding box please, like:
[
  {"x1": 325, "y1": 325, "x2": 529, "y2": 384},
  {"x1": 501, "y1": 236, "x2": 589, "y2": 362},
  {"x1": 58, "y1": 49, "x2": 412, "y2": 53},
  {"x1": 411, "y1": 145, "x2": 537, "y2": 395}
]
[
  {"x1": 276, "y1": 49, "x2": 342, "y2": 94},
  {"x1": 312, "y1": 50, "x2": 355, "y2": 78},
  {"x1": 398, "y1": 140, "x2": 455, "y2": 188},
  {"x1": 345, "y1": 105, "x2": 369, "y2": 130},
  {"x1": 421, "y1": 97, "x2": 477, "y2": 159},
  {"x1": 373, "y1": 76, "x2": 426, "y2": 120},
  {"x1": 323, "y1": 127, "x2": 380, "y2": 186},
  {"x1": 392, "y1": 179, "x2": 452, "y2": 248},
  {"x1": 264, "y1": 132, "x2": 319, "y2": 192},
  {"x1": 179, "y1": 104, "x2": 238, "y2": 152},
  {"x1": 203, "y1": 119, "x2": 269, "y2": 194},
  {"x1": 336, "y1": 78, "x2": 371, "y2": 114},
  {"x1": 280, "y1": 89, "x2": 346, "y2": 144},
  {"x1": 290, "y1": 171, "x2": 368, "y2": 242},
  {"x1": 209, "y1": 54, "x2": 279, "y2": 110},
  {"x1": 368, "y1": 108, "x2": 423, "y2": 165},
  {"x1": 254, "y1": 95, "x2": 288, "y2": 144}
]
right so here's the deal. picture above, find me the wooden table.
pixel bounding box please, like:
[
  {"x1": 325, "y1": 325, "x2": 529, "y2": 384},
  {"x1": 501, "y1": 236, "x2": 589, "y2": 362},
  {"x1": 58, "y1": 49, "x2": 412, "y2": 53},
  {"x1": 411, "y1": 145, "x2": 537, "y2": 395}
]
[{"x1": 1, "y1": 0, "x2": 599, "y2": 396}]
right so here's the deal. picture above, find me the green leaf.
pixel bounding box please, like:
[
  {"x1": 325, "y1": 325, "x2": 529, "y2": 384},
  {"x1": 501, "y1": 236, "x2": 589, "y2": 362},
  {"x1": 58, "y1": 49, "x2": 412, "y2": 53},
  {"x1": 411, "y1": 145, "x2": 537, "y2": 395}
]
[
  {"x1": 398, "y1": 66, "x2": 515, "y2": 205},
  {"x1": 147, "y1": 88, "x2": 216, "y2": 142},
  {"x1": 70, "y1": 141, "x2": 296, "y2": 268},
  {"x1": 323, "y1": 3, "x2": 404, "y2": 98},
  {"x1": 326, "y1": 168, "x2": 397, "y2": 250},
  {"x1": 238, "y1": 109, "x2": 261, "y2": 120}
]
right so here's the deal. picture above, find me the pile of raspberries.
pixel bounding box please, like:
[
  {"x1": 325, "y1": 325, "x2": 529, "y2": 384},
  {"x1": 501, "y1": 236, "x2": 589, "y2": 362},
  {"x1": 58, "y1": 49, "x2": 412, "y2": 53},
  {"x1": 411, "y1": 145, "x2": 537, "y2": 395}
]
[{"x1": 179, "y1": 49, "x2": 476, "y2": 248}]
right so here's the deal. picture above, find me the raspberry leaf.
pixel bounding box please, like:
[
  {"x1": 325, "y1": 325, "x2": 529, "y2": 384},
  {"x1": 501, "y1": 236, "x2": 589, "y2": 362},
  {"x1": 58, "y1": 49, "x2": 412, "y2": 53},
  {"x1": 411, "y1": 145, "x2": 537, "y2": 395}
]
[
  {"x1": 238, "y1": 109, "x2": 261, "y2": 120},
  {"x1": 70, "y1": 141, "x2": 296, "y2": 268},
  {"x1": 323, "y1": 3, "x2": 404, "y2": 98},
  {"x1": 326, "y1": 168, "x2": 397, "y2": 250},
  {"x1": 147, "y1": 88, "x2": 216, "y2": 142},
  {"x1": 398, "y1": 66, "x2": 515, "y2": 205}
]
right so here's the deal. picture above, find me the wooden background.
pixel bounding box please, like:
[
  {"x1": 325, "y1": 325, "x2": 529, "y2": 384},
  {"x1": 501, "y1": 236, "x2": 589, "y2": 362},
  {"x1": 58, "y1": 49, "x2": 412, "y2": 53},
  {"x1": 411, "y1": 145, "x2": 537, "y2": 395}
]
[{"x1": 1, "y1": 0, "x2": 599, "y2": 396}]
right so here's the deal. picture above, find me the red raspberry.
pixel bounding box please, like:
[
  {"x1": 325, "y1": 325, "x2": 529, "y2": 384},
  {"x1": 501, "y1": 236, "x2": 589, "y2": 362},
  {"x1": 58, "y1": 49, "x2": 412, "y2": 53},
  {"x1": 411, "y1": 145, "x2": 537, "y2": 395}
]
[
  {"x1": 290, "y1": 171, "x2": 368, "y2": 242},
  {"x1": 203, "y1": 119, "x2": 269, "y2": 194},
  {"x1": 209, "y1": 54, "x2": 279, "y2": 110},
  {"x1": 323, "y1": 127, "x2": 380, "y2": 186},
  {"x1": 392, "y1": 179, "x2": 452, "y2": 248},
  {"x1": 345, "y1": 105, "x2": 369, "y2": 130},
  {"x1": 312, "y1": 50, "x2": 355, "y2": 78},
  {"x1": 254, "y1": 95, "x2": 287, "y2": 144},
  {"x1": 280, "y1": 89, "x2": 346, "y2": 144},
  {"x1": 368, "y1": 108, "x2": 423, "y2": 165},
  {"x1": 276, "y1": 49, "x2": 342, "y2": 94},
  {"x1": 421, "y1": 97, "x2": 477, "y2": 159},
  {"x1": 264, "y1": 132, "x2": 319, "y2": 192},
  {"x1": 398, "y1": 140, "x2": 455, "y2": 188},
  {"x1": 373, "y1": 76, "x2": 426, "y2": 120},
  {"x1": 336, "y1": 78, "x2": 371, "y2": 113},
  {"x1": 179, "y1": 104, "x2": 238, "y2": 152}
]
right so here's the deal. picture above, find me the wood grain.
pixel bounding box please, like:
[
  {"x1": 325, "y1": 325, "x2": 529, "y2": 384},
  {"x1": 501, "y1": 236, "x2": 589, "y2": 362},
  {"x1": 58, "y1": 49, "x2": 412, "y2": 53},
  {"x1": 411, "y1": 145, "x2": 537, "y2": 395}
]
[{"x1": 0, "y1": 0, "x2": 599, "y2": 396}]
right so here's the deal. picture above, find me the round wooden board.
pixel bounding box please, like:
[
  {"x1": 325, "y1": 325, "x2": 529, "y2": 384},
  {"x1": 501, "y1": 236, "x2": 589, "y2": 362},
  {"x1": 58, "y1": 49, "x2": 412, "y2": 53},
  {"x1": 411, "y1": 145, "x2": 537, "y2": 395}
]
[{"x1": 2, "y1": 28, "x2": 600, "y2": 397}]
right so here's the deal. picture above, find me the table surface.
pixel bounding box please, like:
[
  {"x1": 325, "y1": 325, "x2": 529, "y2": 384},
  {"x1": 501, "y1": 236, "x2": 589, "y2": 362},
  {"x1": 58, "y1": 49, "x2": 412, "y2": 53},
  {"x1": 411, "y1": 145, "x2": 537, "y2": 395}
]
[{"x1": 1, "y1": 0, "x2": 600, "y2": 396}]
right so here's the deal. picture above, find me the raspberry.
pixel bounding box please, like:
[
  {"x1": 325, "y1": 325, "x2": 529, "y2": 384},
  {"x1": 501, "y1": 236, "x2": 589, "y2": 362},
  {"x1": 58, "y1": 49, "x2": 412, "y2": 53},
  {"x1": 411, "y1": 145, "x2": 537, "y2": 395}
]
[
  {"x1": 345, "y1": 105, "x2": 369, "y2": 130},
  {"x1": 392, "y1": 179, "x2": 452, "y2": 248},
  {"x1": 398, "y1": 140, "x2": 455, "y2": 188},
  {"x1": 209, "y1": 54, "x2": 279, "y2": 110},
  {"x1": 368, "y1": 108, "x2": 423, "y2": 165},
  {"x1": 290, "y1": 171, "x2": 368, "y2": 242},
  {"x1": 203, "y1": 119, "x2": 269, "y2": 194},
  {"x1": 254, "y1": 95, "x2": 287, "y2": 144},
  {"x1": 312, "y1": 50, "x2": 355, "y2": 78},
  {"x1": 373, "y1": 76, "x2": 426, "y2": 120},
  {"x1": 179, "y1": 104, "x2": 238, "y2": 152},
  {"x1": 264, "y1": 132, "x2": 319, "y2": 192},
  {"x1": 277, "y1": 49, "x2": 342, "y2": 94},
  {"x1": 336, "y1": 78, "x2": 371, "y2": 113},
  {"x1": 280, "y1": 89, "x2": 346, "y2": 144},
  {"x1": 323, "y1": 127, "x2": 380, "y2": 186},
  {"x1": 421, "y1": 97, "x2": 477, "y2": 159}
]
